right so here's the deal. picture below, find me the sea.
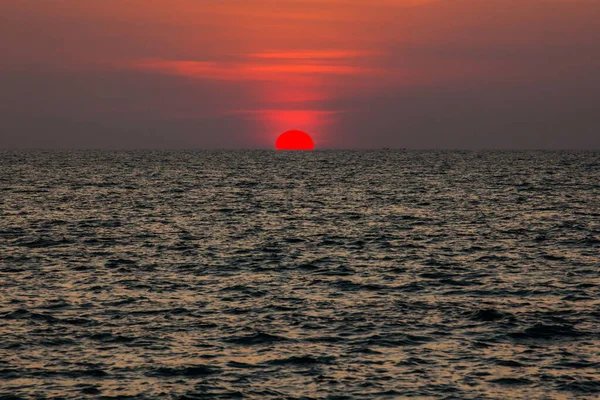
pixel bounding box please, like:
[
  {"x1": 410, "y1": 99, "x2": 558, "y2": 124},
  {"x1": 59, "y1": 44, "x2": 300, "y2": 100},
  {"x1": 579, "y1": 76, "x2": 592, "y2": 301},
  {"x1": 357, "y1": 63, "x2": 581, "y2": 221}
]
[{"x1": 1, "y1": 150, "x2": 599, "y2": 399}]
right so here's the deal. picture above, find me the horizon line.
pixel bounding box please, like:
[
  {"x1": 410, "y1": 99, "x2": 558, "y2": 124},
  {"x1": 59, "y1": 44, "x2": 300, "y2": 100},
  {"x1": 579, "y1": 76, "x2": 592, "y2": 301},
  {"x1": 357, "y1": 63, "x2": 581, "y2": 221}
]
[{"x1": 1, "y1": 147, "x2": 599, "y2": 152}]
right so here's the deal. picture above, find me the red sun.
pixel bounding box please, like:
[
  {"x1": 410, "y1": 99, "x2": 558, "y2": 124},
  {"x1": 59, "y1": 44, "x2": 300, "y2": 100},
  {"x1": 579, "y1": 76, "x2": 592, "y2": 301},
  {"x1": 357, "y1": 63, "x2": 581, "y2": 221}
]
[{"x1": 276, "y1": 130, "x2": 315, "y2": 151}]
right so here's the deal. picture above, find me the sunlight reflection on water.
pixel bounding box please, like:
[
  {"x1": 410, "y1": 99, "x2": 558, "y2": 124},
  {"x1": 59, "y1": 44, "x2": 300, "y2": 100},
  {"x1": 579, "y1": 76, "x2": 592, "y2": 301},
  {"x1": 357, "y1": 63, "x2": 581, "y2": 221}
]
[{"x1": 1, "y1": 150, "x2": 599, "y2": 399}]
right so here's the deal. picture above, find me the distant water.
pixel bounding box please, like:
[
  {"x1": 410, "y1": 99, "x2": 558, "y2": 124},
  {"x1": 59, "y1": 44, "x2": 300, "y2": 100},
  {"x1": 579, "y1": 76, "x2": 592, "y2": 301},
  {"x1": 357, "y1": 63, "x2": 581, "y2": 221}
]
[{"x1": 1, "y1": 150, "x2": 599, "y2": 399}]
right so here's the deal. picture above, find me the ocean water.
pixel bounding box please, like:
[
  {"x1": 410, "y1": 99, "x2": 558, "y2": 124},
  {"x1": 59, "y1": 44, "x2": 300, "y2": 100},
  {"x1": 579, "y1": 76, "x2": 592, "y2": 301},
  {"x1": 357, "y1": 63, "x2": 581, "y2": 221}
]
[{"x1": 1, "y1": 150, "x2": 599, "y2": 399}]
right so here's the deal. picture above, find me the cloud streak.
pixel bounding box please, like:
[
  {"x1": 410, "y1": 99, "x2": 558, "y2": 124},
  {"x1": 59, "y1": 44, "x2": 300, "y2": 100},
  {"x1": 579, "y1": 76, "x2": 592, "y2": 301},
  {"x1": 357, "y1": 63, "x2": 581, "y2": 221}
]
[
  {"x1": 123, "y1": 47, "x2": 382, "y2": 83},
  {"x1": 128, "y1": 58, "x2": 376, "y2": 81}
]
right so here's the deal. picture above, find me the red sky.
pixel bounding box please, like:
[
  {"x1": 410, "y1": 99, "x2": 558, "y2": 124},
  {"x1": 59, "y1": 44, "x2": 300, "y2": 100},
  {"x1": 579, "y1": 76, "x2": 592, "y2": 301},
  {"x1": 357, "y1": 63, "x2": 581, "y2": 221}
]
[{"x1": 1, "y1": 0, "x2": 599, "y2": 148}]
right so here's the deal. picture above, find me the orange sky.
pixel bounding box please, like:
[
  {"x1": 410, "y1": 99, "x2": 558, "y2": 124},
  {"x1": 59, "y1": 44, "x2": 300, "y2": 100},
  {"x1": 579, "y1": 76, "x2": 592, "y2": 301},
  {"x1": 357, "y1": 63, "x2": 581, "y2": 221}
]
[{"x1": 1, "y1": 0, "x2": 599, "y2": 148}]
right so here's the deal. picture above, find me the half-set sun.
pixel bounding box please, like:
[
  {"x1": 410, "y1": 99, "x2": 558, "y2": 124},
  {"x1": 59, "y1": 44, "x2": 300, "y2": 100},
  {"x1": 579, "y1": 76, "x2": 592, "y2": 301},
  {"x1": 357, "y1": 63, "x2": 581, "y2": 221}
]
[{"x1": 275, "y1": 130, "x2": 315, "y2": 151}]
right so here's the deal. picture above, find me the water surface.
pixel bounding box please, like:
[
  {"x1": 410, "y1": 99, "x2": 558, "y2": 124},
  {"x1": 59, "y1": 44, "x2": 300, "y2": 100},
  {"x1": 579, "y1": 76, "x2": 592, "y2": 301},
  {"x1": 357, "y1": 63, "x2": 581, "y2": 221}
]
[{"x1": 1, "y1": 150, "x2": 599, "y2": 399}]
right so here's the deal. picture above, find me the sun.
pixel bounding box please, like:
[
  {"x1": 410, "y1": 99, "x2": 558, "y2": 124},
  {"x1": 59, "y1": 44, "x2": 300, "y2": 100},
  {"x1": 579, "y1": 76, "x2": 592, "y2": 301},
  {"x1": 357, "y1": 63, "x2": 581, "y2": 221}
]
[{"x1": 276, "y1": 130, "x2": 315, "y2": 150}]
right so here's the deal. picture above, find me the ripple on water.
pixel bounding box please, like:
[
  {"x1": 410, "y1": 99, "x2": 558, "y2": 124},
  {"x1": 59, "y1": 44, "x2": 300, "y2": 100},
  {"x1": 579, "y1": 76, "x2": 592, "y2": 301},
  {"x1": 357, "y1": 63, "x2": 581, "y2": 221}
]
[{"x1": 1, "y1": 150, "x2": 600, "y2": 399}]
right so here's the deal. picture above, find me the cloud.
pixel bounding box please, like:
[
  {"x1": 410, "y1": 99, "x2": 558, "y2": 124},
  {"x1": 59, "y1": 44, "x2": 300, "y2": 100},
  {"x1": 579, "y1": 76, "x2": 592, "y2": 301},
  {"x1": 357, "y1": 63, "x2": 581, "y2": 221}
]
[
  {"x1": 249, "y1": 50, "x2": 380, "y2": 60},
  {"x1": 123, "y1": 51, "x2": 378, "y2": 83}
]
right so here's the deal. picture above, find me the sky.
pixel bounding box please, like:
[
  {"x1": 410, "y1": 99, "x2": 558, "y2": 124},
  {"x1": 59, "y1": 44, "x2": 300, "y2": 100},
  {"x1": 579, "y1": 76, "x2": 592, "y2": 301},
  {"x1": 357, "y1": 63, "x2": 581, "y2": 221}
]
[{"x1": 1, "y1": 0, "x2": 599, "y2": 149}]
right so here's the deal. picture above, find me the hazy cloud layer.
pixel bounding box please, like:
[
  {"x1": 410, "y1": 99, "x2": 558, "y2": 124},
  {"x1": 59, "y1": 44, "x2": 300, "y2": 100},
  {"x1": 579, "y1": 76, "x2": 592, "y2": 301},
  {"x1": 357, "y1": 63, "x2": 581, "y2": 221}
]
[{"x1": 1, "y1": 0, "x2": 599, "y2": 148}]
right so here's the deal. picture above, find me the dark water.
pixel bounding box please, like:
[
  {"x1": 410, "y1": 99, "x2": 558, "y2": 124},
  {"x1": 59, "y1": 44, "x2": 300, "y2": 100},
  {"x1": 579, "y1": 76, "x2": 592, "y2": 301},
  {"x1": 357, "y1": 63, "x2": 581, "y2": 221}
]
[{"x1": 1, "y1": 150, "x2": 599, "y2": 399}]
